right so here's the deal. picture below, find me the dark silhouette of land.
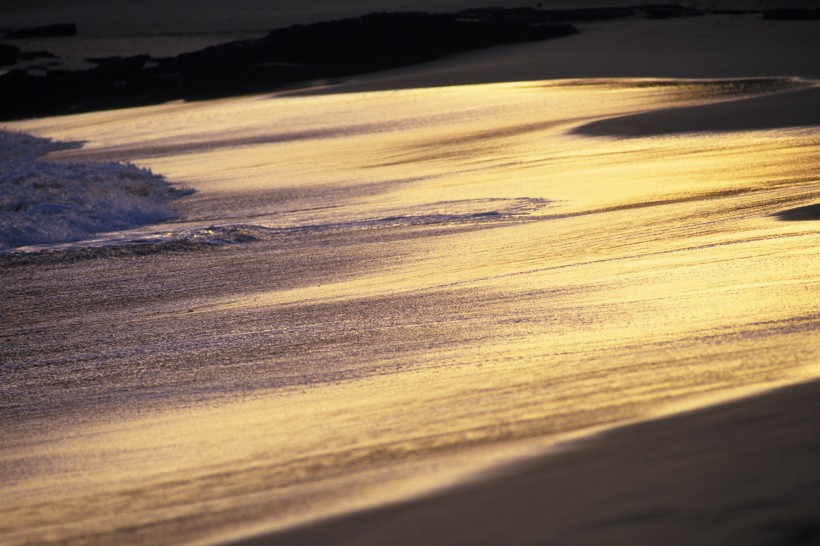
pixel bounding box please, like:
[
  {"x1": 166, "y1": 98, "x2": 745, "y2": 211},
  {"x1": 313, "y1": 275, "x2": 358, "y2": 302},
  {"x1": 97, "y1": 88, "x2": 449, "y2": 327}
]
[
  {"x1": 4, "y1": 23, "x2": 77, "y2": 39},
  {"x1": 0, "y1": 10, "x2": 576, "y2": 120},
  {"x1": 763, "y1": 8, "x2": 820, "y2": 20},
  {"x1": 0, "y1": 6, "x2": 710, "y2": 121}
]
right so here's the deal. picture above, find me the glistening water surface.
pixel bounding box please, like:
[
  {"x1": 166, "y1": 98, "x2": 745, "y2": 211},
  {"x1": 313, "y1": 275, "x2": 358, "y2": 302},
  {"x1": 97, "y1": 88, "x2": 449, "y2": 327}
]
[{"x1": 1, "y1": 78, "x2": 818, "y2": 545}]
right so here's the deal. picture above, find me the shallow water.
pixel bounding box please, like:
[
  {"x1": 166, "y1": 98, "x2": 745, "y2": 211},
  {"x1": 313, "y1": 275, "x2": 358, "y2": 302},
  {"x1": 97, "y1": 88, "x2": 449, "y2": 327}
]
[{"x1": 1, "y1": 78, "x2": 818, "y2": 545}]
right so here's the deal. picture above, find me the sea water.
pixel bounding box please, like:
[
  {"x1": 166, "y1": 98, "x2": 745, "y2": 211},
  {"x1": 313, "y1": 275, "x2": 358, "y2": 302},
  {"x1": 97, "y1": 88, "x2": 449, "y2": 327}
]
[
  {"x1": 0, "y1": 131, "x2": 195, "y2": 250},
  {"x1": 1, "y1": 78, "x2": 818, "y2": 545}
]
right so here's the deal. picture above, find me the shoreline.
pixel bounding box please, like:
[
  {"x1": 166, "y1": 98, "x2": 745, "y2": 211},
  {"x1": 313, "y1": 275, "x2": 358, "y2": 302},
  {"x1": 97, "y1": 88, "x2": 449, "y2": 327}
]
[{"x1": 1, "y1": 6, "x2": 818, "y2": 546}]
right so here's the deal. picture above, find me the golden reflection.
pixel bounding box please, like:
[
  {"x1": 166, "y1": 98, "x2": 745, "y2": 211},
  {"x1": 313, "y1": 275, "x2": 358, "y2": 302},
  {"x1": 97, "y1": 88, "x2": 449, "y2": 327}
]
[{"x1": 2, "y1": 79, "x2": 818, "y2": 545}]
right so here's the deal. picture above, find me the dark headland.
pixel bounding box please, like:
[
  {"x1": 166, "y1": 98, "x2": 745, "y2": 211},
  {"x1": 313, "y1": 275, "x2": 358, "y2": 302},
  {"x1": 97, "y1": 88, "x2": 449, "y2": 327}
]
[
  {"x1": 2, "y1": 7, "x2": 818, "y2": 121},
  {"x1": 0, "y1": 6, "x2": 715, "y2": 121}
]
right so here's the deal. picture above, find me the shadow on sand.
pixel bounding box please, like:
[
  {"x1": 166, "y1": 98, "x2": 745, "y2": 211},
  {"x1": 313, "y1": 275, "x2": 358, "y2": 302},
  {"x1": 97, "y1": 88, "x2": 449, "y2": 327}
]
[
  {"x1": 572, "y1": 86, "x2": 820, "y2": 137},
  {"x1": 774, "y1": 203, "x2": 820, "y2": 221},
  {"x1": 236, "y1": 379, "x2": 820, "y2": 546}
]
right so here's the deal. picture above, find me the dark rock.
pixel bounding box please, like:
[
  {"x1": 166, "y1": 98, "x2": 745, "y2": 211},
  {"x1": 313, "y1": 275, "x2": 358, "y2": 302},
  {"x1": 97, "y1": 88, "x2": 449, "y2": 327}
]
[
  {"x1": 5, "y1": 23, "x2": 77, "y2": 39},
  {"x1": 0, "y1": 10, "x2": 578, "y2": 120},
  {"x1": 0, "y1": 43, "x2": 22, "y2": 66},
  {"x1": 17, "y1": 50, "x2": 58, "y2": 61},
  {"x1": 89, "y1": 55, "x2": 151, "y2": 77},
  {"x1": 763, "y1": 9, "x2": 820, "y2": 21}
]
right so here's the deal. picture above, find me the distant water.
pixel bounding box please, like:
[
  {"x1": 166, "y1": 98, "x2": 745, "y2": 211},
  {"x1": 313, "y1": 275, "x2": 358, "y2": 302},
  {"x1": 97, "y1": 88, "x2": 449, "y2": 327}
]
[
  {"x1": 4, "y1": 1, "x2": 812, "y2": 37},
  {"x1": 0, "y1": 131, "x2": 191, "y2": 250}
]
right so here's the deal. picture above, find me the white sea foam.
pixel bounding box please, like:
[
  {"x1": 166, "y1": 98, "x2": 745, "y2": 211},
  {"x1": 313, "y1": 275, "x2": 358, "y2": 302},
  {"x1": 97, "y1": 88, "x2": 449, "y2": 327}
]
[{"x1": 0, "y1": 131, "x2": 192, "y2": 250}]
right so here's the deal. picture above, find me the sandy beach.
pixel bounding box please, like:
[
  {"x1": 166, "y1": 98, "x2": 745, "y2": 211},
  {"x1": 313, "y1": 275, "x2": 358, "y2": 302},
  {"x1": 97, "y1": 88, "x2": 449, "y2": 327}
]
[
  {"x1": 242, "y1": 378, "x2": 820, "y2": 546},
  {"x1": 1, "y1": 5, "x2": 819, "y2": 546}
]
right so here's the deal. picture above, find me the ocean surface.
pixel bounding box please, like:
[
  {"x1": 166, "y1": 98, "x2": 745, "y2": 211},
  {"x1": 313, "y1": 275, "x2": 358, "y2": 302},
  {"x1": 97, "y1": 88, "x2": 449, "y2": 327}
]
[
  {"x1": 4, "y1": 1, "x2": 812, "y2": 35},
  {"x1": 1, "y1": 76, "x2": 819, "y2": 545}
]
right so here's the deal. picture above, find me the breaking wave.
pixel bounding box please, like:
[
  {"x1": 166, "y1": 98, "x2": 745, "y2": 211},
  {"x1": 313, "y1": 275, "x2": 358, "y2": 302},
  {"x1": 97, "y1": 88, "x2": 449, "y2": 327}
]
[
  {"x1": 0, "y1": 197, "x2": 549, "y2": 266},
  {"x1": 0, "y1": 131, "x2": 192, "y2": 250},
  {"x1": 0, "y1": 224, "x2": 269, "y2": 266}
]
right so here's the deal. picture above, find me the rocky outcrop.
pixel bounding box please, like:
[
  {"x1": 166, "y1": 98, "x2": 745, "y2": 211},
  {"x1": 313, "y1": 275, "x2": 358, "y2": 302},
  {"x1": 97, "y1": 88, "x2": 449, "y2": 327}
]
[
  {"x1": 0, "y1": 10, "x2": 580, "y2": 120},
  {"x1": 0, "y1": 44, "x2": 21, "y2": 66},
  {"x1": 5, "y1": 23, "x2": 77, "y2": 39},
  {"x1": 762, "y1": 9, "x2": 820, "y2": 21},
  {"x1": 0, "y1": 6, "x2": 706, "y2": 121}
]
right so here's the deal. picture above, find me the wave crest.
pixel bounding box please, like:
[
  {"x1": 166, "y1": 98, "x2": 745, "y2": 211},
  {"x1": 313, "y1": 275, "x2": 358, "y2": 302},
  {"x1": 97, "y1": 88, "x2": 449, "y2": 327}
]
[{"x1": 0, "y1": 131, "x2": 192, "y2": 250}]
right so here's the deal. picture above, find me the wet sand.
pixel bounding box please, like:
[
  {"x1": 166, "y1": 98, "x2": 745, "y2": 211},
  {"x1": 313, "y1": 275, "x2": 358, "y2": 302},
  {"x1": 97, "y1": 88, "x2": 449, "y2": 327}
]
[
  {"x1": 236, "y1": 12, "x2": 820, "y2": 546},
  {"x1": 245, "y1": 379, "x2": 820, "y2": 546},
  {"x1": 2, "y1": 8, "x2": 819, "y2": 546}
]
